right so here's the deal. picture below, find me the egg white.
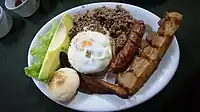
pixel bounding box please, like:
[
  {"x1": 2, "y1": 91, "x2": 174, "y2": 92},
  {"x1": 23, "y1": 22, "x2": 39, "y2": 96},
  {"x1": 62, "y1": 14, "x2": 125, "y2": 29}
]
[{"x1": 68, "y1": 30, "x2": 112, "y2": 74}]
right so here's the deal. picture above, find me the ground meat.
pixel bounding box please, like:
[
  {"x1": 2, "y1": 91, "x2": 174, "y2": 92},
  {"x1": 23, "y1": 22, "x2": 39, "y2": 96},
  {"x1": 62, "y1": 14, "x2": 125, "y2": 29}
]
[
  {"x1": 115, "y1": 32, "x2": 127, "y2": 50},
  {"x1": 69, "y1": 5, "x2": 135, "y2": 53}
]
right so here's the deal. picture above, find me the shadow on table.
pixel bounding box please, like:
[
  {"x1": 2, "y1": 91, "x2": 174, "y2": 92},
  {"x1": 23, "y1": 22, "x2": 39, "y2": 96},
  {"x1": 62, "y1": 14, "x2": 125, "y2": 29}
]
[
  {"x1": 37, "y1": 0, "x2": 60, "y2": 13},
  {"x1": 0, "y1": 16, "x2": 25, "y2": 44},
  {"x1": 67, "y1": 0, "x2": 169, "y2": 9},
  {"x1": 17, "y1": 0, "x2": 60, "y2": 15},
  {"x1": 27, "y1": 0, "x2": 169, "y2": 17},
  {"x1": 121, "y1": 0, "x2": 168, "y2": 9}
]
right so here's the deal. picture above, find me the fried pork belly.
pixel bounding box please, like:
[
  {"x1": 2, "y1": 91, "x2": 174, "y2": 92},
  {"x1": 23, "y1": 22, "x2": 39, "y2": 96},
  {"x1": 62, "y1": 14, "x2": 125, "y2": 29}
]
[{"x1": 117, "y1": 12, "x2": 183, "y2": 95}]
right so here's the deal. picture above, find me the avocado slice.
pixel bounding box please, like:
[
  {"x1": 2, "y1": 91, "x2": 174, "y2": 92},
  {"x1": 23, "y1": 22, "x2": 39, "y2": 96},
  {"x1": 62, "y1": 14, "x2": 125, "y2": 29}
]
[{"x1": 38, "y1": 14, "x2": 73, "y2": 81}]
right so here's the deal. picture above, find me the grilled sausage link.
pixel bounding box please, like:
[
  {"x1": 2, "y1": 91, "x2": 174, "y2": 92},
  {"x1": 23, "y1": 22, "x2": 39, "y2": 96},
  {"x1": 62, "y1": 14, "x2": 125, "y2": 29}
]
[{"x1": 108, "y1": 20, "x2": 145, "y2": 73}]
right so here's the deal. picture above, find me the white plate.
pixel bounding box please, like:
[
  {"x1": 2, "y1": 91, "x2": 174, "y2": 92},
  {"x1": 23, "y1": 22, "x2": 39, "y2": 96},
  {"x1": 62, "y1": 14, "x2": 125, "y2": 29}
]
[{"x1": 28, "y1": 2, "x2": 180, "y2": 112}]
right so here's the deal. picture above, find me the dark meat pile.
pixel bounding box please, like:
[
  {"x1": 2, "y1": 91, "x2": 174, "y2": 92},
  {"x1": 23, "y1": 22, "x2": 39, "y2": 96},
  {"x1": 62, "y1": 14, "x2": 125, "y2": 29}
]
[{"x1": 69, "y1": 5, "x2": 135, "y2": 53}]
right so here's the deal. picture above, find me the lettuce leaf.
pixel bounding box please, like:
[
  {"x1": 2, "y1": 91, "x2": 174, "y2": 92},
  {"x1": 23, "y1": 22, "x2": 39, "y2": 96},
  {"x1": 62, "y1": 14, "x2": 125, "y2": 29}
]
[{"x1": 24, "y1": 21, "x2": 58, "y2": 79}]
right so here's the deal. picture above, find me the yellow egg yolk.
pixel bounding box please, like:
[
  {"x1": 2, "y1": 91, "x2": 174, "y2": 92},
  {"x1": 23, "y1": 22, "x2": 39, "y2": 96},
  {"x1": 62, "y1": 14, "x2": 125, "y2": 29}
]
[{"x1": 80, "y1": 40, "x2": 92, "y2": 49}]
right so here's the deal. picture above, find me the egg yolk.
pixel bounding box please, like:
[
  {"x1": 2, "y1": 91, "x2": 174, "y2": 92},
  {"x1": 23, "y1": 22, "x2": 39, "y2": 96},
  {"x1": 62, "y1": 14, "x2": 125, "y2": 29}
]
[{"x1": 80, "y1": 40, "x2": 92, "y2": 49}]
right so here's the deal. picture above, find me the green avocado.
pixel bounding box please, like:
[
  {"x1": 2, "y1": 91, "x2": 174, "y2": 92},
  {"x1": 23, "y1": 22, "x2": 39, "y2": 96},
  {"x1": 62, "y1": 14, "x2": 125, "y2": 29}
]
[{"x1": 38, "y1": 14, "x2": 73, "y2": 81}]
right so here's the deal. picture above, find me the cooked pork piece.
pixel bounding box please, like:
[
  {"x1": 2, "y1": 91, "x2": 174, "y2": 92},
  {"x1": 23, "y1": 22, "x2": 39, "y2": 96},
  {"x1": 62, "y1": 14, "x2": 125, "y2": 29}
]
[
  {"x1": 117, "y1": 12, "x2": 183, "y2": 95},
  {"x1": 108, "y1": 20, "x2": 145, "y2": 73},
  {"x1": 132, "y1": 20, "x2": 146, "y2": 37},
  {"x1": 158, "y1": 12, "x2": 183, "y2": 37},
  {"x1": 117, "y1": 56, "x2": 155, "y2": 94},
  {"x1": 79, "y1": 75, "x2": 128, "y2": 98}
]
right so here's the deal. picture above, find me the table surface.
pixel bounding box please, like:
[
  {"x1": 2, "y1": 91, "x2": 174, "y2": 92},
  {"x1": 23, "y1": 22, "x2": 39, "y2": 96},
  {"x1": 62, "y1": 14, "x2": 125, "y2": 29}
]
[{"x1": 0, "y1": 0, "x2": 200, "y2": 112}]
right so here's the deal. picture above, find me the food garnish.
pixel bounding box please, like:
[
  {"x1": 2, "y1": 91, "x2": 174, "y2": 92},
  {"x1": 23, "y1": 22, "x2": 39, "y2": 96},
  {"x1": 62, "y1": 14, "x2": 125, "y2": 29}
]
[
  {"x1": 24, "y1": 21, "x2": 58, "y2": 79},
  {"x1": 24, "y1": 14, "x2": 73, "y2": 81},
  {"x1": 38, "y1": 14, "x2": 72, "y2": 81}
]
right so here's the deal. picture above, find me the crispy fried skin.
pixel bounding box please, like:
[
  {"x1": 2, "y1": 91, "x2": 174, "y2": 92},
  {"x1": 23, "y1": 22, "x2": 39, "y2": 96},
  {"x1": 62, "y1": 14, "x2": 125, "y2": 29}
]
[
  {"x1": 78, "y1": 75, "x2": 128, "y2": 98},
  {"x1": 117, "y1": 12, "x2": 183, "y2": 95}
]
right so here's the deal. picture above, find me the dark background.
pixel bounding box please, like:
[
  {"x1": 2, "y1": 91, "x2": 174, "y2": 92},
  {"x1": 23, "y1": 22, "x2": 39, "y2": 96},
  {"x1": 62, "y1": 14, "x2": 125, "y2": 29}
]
[{"x1": 0, "y1": 0, "x2": 200, "y2": 112}]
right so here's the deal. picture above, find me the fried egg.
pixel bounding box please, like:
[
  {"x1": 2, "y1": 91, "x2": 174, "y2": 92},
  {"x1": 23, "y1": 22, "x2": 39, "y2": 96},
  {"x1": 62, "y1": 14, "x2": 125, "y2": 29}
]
[{"x1": 68, "y1": 30, "x2": 112, "y2": 74}]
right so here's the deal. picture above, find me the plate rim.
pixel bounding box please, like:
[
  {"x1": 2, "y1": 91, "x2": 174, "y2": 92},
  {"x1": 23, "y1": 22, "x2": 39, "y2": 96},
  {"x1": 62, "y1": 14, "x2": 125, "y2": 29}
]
[{"x1": 28, "y1": 2, "x2": 180, "y2": 112}]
